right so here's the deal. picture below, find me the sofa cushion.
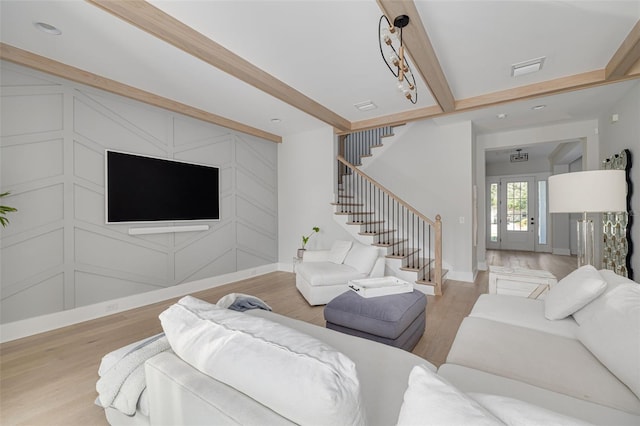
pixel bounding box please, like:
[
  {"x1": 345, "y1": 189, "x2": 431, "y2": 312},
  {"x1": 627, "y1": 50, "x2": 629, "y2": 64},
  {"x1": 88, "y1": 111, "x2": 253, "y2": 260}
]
[
  {"x1": 328, "y1": 240, "x2": 352, "y2": 264},
  {"x1": 439, "y1": 364, "x2": 640, "y2": 425},
  {"x1": 544, "y1": 265, "x2": 606, "y2": 320},
  {"x1": 396, "y1": 364, "x2": 502, "y2": 426},
  {"x1": 344, "y1": 242, "x2": 379, "y2": 274},
  {"x1": 572, "y1": 269, "x2": 631, "y2": 325},
  {"x1": 446, "y1": 317, "x2": 640, "y2": 414},
  {"x1": 469, "y1": 294, "x2": 578, "y2": 338},
  {"x1": 159, "y1": 296, "x2": 365, "y2": 426},
  {"x1": 295, "y1": 261, "x2": 366, "y2": 286},
  {"x1": 248, "y1": 309, "x2": 435, "y2": 426},
  {"x1": 577, "y1": 283, "x2": 640, "y2": 400},
  {"x1": 470, "y1": 393, "x2": 593, "y2": 426}
]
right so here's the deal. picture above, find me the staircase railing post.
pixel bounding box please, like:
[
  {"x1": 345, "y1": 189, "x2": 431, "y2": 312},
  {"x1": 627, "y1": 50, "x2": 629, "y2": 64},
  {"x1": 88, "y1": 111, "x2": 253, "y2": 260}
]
[{"x1": 435, "y1": 214, "x2": 443, "y2": 296}]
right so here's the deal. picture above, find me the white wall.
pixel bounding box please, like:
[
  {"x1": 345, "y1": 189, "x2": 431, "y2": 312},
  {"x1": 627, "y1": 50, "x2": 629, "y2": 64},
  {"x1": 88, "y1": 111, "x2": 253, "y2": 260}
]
[
  {"x1": 277, "y1": 126, "x2": 352, "y2": 266},
  {"x1": 598, "y1": 81, "x2": 640, "y2": 278},
  {"x1": 476, "y1": 120, "x2": 600, "y2": 268},
  {"x1": 0, "y1": 61, "x2": 278, "y2": 324},
  {"x1": 486, "y1": 156, "x2": 550, "y2": 176},
  {"x1": 363, "y1": 120, "x2": 475, "y2": 282}
]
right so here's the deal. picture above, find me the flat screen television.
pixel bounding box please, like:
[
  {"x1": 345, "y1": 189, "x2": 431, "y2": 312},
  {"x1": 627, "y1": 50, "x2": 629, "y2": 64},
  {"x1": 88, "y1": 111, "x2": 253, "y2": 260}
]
[{"x1": 105, "y1": 150, "x2": 220, "y2": 223}]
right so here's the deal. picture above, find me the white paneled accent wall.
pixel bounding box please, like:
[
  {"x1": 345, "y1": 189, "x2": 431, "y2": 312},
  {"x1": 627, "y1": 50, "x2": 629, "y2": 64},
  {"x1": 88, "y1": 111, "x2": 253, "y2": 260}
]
[{"x1": 0, "y1": 62, "x2": 277, "y2": 324}]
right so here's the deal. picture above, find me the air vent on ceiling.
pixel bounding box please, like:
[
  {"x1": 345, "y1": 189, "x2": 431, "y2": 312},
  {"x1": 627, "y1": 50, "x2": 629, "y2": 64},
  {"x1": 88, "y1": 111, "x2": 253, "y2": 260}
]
[
  {"x1": 511, "y1": 57, "x2": 545, "y2": 77},
  {"x1": 354, "y1": 101, "x2": 377, "y2": 111}
]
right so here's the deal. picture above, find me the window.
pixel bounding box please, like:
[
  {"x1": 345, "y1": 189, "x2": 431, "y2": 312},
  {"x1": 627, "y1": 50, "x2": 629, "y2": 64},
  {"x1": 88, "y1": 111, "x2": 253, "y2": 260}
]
[
  {"x1": 490, "y1": 183, "x2": 498, "y2": 242},
  {"x1": 506, "y1": 181, "x2": 528, "y2": 231},
  {"x1": 538, "y1": 181, "x2": 547, "y2": 245}
]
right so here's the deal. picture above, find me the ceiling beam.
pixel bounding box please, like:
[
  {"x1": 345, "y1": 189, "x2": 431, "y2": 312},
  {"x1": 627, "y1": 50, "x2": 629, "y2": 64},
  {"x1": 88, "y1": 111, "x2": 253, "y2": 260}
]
[
  {"x1": 0, "y1": 43, "x2": 282, "y2": 143},
  {"x1": 606, "y1": 19, "x2": 640, "y2": 79},
  {"x1": 377, "y1": 0, "x2": 455, "y2": 113},
  {"x1": 351, "y1": 68, "x2": 640, "y2": 132},
  {"x1": 455, "y1": 70, "x2": 605, "y2": 111},
  {"x1": 86, "y1": 0, "x2": 351, "y2": 132}
]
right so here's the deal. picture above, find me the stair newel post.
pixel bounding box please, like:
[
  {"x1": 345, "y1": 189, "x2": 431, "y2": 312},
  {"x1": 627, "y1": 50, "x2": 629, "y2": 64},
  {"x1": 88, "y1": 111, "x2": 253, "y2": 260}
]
[
  {"x1": 435, "y1": 214, "x2": 443, "y2": 295},
  {"x1": 415, "y1": 214, "x2": 419, "y2": 270},
  {"x1": 428, "y1": 223, "x2": 432, "y2": 283},
  {"x1": 423, "y1": 221, "x2": 427, "y2": 282},
  {"x1": 337, "y1": 136, "x2": 344, "y2": 210}
]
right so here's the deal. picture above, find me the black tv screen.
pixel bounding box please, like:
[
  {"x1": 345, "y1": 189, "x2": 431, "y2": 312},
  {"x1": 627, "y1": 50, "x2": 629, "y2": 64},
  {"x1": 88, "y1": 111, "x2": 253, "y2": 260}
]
[{"x1": 106, "y1": 150, "x2": 220, "y2": 223}]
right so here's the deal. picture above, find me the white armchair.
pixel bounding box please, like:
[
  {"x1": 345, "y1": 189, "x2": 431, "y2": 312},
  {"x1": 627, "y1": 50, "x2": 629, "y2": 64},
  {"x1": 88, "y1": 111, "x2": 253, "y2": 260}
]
[{"x1": 295, "y1": 240, "x2": 385, "y2": 305}]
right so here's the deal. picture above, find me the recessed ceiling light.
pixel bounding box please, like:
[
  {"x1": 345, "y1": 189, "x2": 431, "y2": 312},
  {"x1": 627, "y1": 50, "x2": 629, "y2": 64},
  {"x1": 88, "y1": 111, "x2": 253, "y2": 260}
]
[
  {"x1": 354, "y1": 101, "x2": 377, "y2": 112},
  {"x1": 532, "y1": 104, "x2": 546, "y2": 110},
  {"x1": 511, "y1": 57, "x2": 545, "y2": 77},
  {"x1": 34, "y1": 22, "x2": 62, "y2": 35},
  {"x1": 497, "y1": 113, "x2": 507, "y2": 119},
  {"x1": 270, "y1": 118, "x2": 281, "y2": 124}
]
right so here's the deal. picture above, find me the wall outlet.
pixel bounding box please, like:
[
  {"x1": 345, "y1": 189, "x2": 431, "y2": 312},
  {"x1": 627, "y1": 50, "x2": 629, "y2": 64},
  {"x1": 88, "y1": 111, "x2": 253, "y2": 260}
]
[
  {"x1": 106, "y1": 303, "x2": 119, "y2": 313},
  {"x1": 459, "y1": 216, "x2": 465, "y2": 224}
]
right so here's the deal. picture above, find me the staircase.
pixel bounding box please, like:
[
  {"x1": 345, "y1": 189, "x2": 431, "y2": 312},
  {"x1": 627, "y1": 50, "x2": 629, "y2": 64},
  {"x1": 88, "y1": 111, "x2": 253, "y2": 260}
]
[{"x1": 332, "y1": 128, "x2": 446, "y2": 296}]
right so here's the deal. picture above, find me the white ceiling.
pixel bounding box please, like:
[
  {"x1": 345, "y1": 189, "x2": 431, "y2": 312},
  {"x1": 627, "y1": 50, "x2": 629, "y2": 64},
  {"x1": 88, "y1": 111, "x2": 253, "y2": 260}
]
[{"x1": 1, "y1": 0, "x2": 639, "y2": 138}]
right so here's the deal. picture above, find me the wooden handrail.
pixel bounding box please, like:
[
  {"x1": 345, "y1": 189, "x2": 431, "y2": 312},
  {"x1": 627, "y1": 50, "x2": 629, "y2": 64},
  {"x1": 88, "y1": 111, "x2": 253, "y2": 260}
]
[{"x1": 337, "y1": 155, "x2": 437, "y2": 227}]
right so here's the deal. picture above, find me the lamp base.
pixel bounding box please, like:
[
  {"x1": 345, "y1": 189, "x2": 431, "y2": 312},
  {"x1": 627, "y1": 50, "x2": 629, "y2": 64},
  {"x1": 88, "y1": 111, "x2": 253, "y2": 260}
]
[{"x1": 576, "y1": 216, "x2": 595, "y2": 268}]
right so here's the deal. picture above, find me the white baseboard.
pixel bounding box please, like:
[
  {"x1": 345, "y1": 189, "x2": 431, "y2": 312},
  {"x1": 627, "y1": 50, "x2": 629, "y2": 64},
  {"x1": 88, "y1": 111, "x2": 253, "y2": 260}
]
[
  {"x1": 0, "y1": 264, "x2": 279, "y2": 343},
  {"x1": 477, "y1": 261, "x2": 488, "y2": 271},
  {"x1": 445, "y1": 270, "x2": 475, "y2": 283},
  {"x1": 552, "y1": 248, "x2": 571, "y2": 256}
]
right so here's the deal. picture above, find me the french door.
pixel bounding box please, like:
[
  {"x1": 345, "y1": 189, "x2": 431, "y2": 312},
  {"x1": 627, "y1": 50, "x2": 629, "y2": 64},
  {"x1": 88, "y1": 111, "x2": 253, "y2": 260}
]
[
  {"x1": 487, "y1": 176, "x2": 548, "y2": 252},
  {"x1": 500, "y1": 177, "x2": 535, "y2": 250}
]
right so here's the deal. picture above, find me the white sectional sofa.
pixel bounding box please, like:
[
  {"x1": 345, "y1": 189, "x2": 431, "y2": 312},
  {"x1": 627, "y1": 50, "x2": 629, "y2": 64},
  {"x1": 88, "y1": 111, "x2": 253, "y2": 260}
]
[
  {"x1": 98, "y1": 267, "x2": 639, "y2": 426},
  {"x1": 295, "y1": 240, "x2": 385, "y2": 305},
  {"x1": 439, "y1": 267, "x2": 640, "y2": 425}
]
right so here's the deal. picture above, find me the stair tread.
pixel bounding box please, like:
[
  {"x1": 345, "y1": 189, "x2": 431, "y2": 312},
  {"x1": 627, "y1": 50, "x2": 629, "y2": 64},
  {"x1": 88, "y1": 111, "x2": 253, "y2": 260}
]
[
  {"x1": 416, "y1": 269, "x2": 449, "y2": 285},
  {"x1": 331, "y1": 202, "x2": 363, "y2": 207},
  {"x1": 386, "y1": 248, "x2": 421, "y2": 259},
  {"x1": 358, "y1": 229, "x2": 395, "y2": 236},
  {"x1": 334, "y1": 211, "x2": 372, "y2": 216},
  {"x1": 346, "y1": 220, "x2": 385, "y2": 225},
  {"x1": 400, "y1": 258, "x2": 434, "y2": 272},
  {"x1": 372, "y1": 239, "x2": 407, "y2": 247}
]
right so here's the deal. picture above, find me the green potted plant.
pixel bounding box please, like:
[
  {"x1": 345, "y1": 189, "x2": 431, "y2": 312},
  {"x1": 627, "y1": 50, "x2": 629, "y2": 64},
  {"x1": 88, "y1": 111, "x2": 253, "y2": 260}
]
[
  {"x1": 298, "y1": 226, "x2": 320, "y2": 258},
  {"x1": 0, "y1": 191, "x2": 17, "y2": 228}
]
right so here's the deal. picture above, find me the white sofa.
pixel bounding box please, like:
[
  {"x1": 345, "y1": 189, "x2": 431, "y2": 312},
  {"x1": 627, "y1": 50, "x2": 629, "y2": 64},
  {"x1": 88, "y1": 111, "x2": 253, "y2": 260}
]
[
  {"x1": 102, "y1": 296, "x2": 434, "y2": 426},
  {"x1": 439, "y1": 267, "x2": 640, "y2": 426},
  {"x1": 295, "y1": 240, "x2": 385, "y2": 305},
  {"x1": 99, "y1": 267, "x2": 639, "y2": 426}
]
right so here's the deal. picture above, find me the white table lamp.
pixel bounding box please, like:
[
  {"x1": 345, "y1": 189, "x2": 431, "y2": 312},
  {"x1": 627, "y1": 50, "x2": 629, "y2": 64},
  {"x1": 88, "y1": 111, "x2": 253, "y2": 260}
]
[{"x1": 548, "y1": 170, "x2": 627, "y2": 268}]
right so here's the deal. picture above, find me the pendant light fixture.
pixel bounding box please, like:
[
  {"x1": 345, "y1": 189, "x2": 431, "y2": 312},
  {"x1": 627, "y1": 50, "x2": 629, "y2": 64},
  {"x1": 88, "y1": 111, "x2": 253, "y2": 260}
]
[{"x1": 379, "y1": 14, "x2": 418, "y2": 104}]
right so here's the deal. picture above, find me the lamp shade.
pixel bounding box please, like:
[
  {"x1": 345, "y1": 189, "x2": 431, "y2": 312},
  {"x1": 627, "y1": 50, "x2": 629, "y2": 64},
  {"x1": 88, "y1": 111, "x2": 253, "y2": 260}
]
[{"x1": 548, "y1": 169, "x2": 627, "y2": 213}]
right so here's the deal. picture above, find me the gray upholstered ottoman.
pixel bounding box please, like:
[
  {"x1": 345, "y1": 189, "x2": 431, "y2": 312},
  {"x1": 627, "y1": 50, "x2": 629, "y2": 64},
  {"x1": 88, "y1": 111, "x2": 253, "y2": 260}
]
[{"x1": 324, "y1": 289, "x2": 426, "y2": 351}]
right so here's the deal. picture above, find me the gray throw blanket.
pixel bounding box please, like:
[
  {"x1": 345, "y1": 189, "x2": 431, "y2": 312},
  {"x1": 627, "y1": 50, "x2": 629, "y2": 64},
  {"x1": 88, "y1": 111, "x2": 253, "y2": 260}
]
[
  {"x1": 216, "y1": 293, "x2": 272, "y2": 312},
  {"x1": 96, "y1": 333, "x2": 171, "y2": 416}
]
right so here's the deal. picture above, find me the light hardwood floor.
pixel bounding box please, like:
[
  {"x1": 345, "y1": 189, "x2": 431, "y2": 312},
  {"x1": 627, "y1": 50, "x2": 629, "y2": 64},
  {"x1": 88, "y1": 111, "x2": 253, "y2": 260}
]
[{"x1": 0, "y1": 250, "x2": 576, "y2": 426}]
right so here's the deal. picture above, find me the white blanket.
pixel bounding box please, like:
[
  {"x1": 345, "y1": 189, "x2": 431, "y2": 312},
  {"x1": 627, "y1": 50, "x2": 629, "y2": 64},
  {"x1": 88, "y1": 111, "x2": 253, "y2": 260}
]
[{"x1": 96, "y1": 334, "x2": 171, "y2": 416}]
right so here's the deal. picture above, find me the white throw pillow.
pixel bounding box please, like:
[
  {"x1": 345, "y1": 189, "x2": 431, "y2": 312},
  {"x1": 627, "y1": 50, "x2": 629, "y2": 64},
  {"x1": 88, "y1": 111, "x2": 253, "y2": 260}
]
[
  {"x1": 327, "y1": 240, "x2": 353, "y2": 264},
  {"x1": 572, "y1": 269, "x2": 630, "y2": 325},
  {"x1": 577, "y1": 284, "x2": 640, "y2": 399},
  {"x1": 397, "y1": 365, "x2": 503, "y2": 426},
  {"x1": 159, "y1": 296, "x2": 365, "y2": 426},
  {"x1": 470, "y1": 393, "x2": 593, "y2": 426},
  {"x1": 344, "y1": 242, "x2": 379, "y2": 274},
  {"x1": 544, "y1": 265, "x2": 606, "y2": 320}
]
